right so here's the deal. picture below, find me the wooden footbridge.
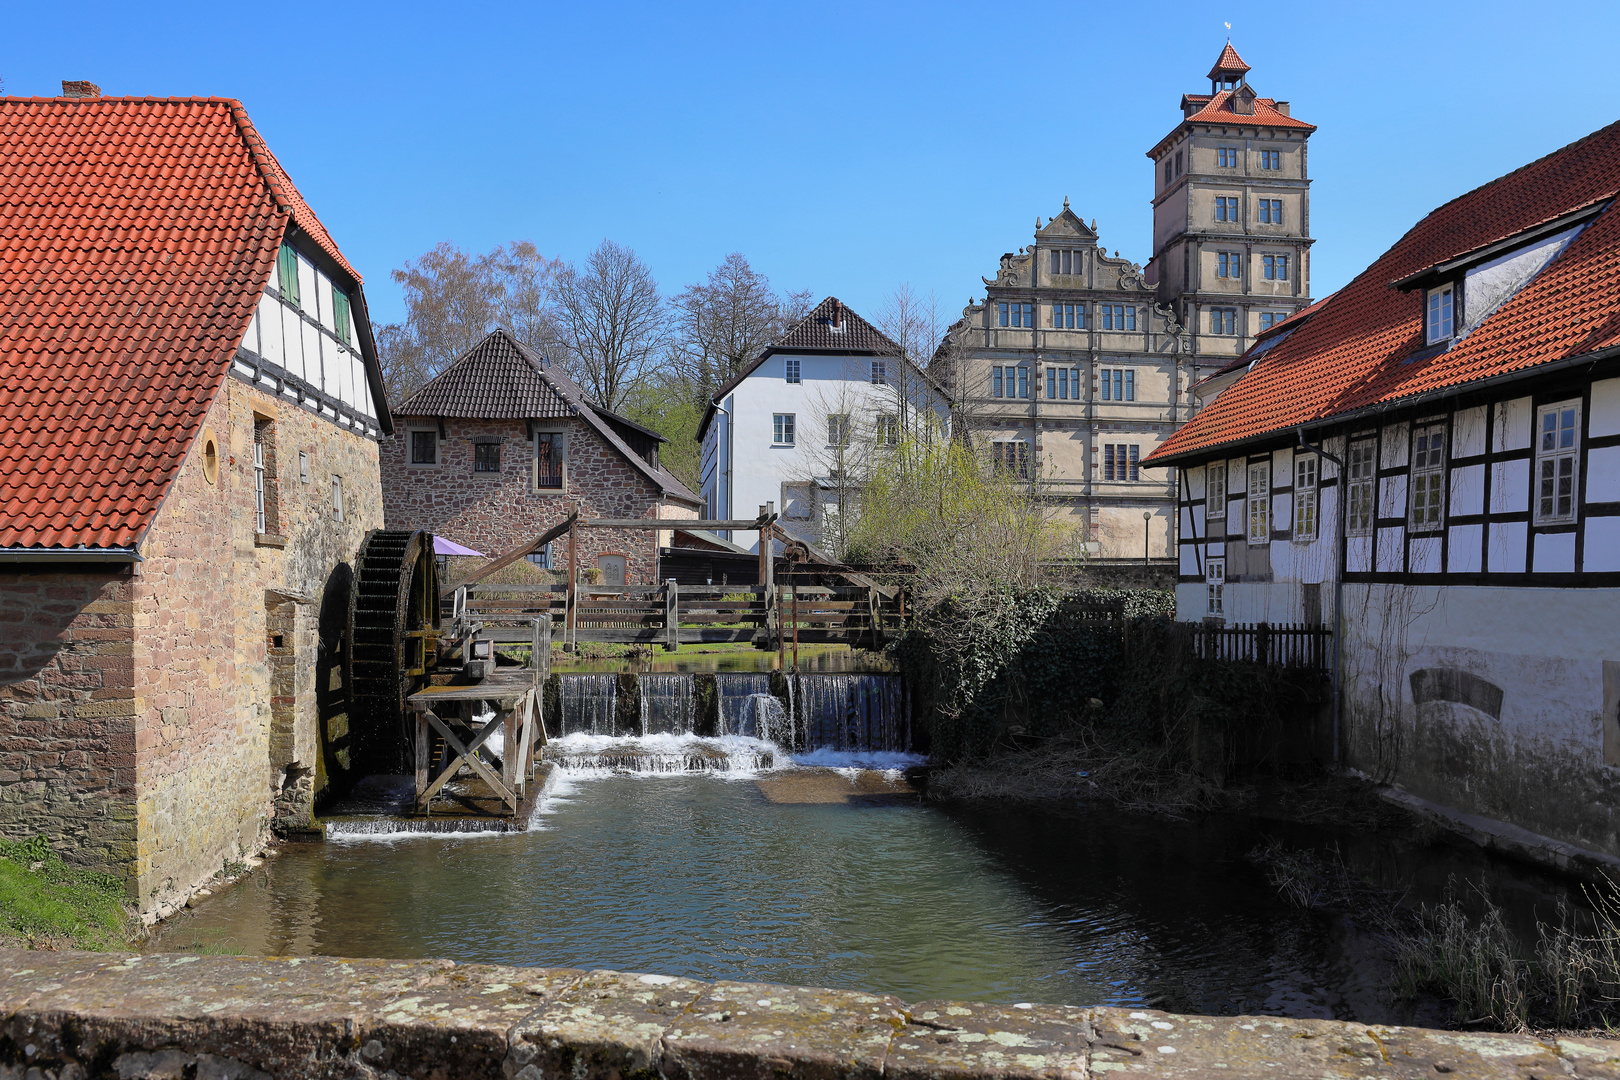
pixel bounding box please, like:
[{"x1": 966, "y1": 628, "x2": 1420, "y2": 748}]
[{"x1": 439, "y1": 508, "x2": 907, "y2": 655}]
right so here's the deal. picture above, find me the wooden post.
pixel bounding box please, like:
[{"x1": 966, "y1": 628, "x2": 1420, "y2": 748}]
[
  {"x1": 760, "y1": 514, "x2": 775, "y2": 649},
  {"x1": 536, "y1": 614, "x2": 551, "y2": 743},
  {"x1": 866, "y1": 586, "x2": 881, "y2": 649},
  {"x1": 502, "y1": 700, "x2": 519, "y2": 795},
  {"x1": 566, "y1": 511, "x2": 578, "y2": 653},
  {"x1": 791, "y1": 585, "x2": 799, "y2": 671},
  {"x1": 664, "y1": 579, "x2": 679, "y2": 653},
  {"x1": 414, "y1": 710, "x2": 430, "y2": 812}
]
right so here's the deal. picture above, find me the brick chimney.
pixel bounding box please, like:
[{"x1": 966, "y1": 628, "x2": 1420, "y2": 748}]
[{"x1": 61, "y1": 81, "x2": 101, "y2": 99}]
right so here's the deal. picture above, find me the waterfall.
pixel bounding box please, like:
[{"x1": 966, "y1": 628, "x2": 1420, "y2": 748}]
[
  {"x1": 640, "y1": 674, "x2": 694, "y2": 735},
  {"x1": 717, "y1": 674, "x2": 772, "y2": 737},
  {"x1": 795, "y1": 674, "x2": 910, "y2": 752},
  {"x1": 559, "y1": 673, "x2": 618, "y2": 735},
  {"x1": 546, "y1": 733, "x2": 776, "y2": 774}
]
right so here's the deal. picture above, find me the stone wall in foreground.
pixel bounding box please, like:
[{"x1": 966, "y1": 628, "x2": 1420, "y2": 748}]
[{"x1": 3, "y1": 949, "x2": 1618, "y2": 1079}]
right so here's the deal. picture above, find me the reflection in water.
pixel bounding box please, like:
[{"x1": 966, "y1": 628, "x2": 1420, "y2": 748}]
[{"x1": 151, "y1": 775, "x2": 1585, "y2": 1019}]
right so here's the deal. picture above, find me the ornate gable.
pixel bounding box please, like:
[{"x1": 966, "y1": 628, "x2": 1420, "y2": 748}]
[{"x1": 1037, "y1": 201, "x2": 1098, "y2": 243}]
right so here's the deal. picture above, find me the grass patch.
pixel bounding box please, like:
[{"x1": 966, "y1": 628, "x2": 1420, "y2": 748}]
[{"x1": 0, "y1": 835, "x2": 136, "y2": 950}]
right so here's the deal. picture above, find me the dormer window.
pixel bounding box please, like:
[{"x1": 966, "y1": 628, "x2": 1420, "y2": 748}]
[{"x1": 1426, "y1": 285, "x2": 1455, "y2": 344}]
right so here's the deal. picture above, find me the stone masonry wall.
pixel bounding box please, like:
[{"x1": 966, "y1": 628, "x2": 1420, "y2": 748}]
[
  {"x1": 0, "y1": 569, "x2": 137, "y2": 882},
  {"x1": 3, "y1": 948, "x2": 1618, "y2": 1080},
  {"x1": 131, "y1": 377, "x2": 382, "y2": 919},
  {"x1": 381, "y1": 417, "x2": 697, "y2": 585}
]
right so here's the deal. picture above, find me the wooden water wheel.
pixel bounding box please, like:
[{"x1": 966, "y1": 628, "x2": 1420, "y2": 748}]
[{"x1": 347, "y1": 529, "x2": 440, "y2": 774}]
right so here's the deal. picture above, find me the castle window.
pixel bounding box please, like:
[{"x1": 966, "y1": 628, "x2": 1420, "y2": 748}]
[
  {"x1": 1535, "y1": 400, "x2": 1581, "y2": 525},
  {"x1": 1259, "y1": 311, "x2": 1289, "y2": 331},
  {"x1": 1215, "y1": 197, "x2": 1240, "y2": 222},
  {"x1": 1426, "y1": 285, "x2": 1455, "y2": 344},
  {"x1": 1100, "y1": 369, "x2": 1135, "y2": 402},
  {"x1": 785, "y1": 359, "x2": 801, "y2": 384},
  {"x1": 1260, "y1": 149, "x2": 1281, "y2": 170},
  {"x1": 1217, "y1": 146, "x2": 1238, "y2": 167},
  {"x1": 1258, "y1": 199, "x2": 1283, "y2": 224},
  {"x1": 1217, "y1": 251, "x2": 1241, "y2": 279},
  {"x1": 1017, "y1": 366, "x2": 1029, "y2": 398},
  {"x1": 1263, "y1": 254, "x2": 1289, "y2": 280},
  {"x1": 998, "y1": 302, "x2": 1034, "y2": 328},
  {"x1": 410, "y1": 428, "x2": 439, "y2": 466},
  {"x1": 993, "y1": 441, "x2": 1029, "y2": 478},
  {"x1": 1210, "y1": 308, "x2": 1238, "y2": 335},
  {"x1": 1099, "y1": 305, "x2": 1136, "y2": 331},
  {"x1": 534, "y1": 432, "x2": 564, "y2": 489},
  {"x1": 1175, "y1": 150, "x2": 1184, "y2": 176},
  {"x1": 1104, "y1": 444, "x2": 1140, "y2": 482},
  {"x1": 1164, "y1": 160, "x2": 1173, "y2": 186},
  {"x1": 474, "y1": 440, "x2": 501, "y2": 473},
  {"x1": 992, "y1": 367, "x2": 1003, "y2": 397},
  {"x1": 1046, "y1": 367, "x2": 1078, "y2": 400},
  {"x1": 1051, "y1": 302, "x2": 1084, "y2": 329},
  {"x1": 1049, "y1": 249, "x2": 1079, "y2": 275}
]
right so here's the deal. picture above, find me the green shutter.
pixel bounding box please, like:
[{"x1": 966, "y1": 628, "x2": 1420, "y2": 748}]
[
  {"x1": 332, "y1": 289, "x2": 351, "y2": 346},
  {"x1": 277, "y1": 245, "x2": 300, "y2": 306}
]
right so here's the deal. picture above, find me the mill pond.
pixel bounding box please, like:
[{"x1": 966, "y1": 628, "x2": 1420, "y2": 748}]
[{"x1": 150, "y1": 667, "x2": 1595, "y2": 1026}]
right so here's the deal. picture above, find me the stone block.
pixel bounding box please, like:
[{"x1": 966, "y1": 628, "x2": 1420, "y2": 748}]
[
  {"x1": 509, "y1": 969, "x2": 706, "y2": 1079},
  {"x1": 891, "y1": 1000, "x2": 1090, "y2": 1080}
]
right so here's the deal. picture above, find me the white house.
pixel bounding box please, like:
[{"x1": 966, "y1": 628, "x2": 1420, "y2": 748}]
[
  {"x1": 696, "y1": 297, "x2": 952, "y2": 553},
  {"x1": 1145, "y1": 118, "x2": 1620, "y2": 865}
]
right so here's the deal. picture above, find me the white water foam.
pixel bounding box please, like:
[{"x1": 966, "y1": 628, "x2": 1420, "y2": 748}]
[{"x1": 546, "y1": 732, "x2": 780, "y2": 778}]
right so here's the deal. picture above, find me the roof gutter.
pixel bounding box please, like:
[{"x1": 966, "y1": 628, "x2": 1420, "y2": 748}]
[
  {"x1": 1147, "y1": 343, "x2": 1620, "y2": 468},
  {"x1": 0, "y1": 546, "x2": 142, "y2": 564}
]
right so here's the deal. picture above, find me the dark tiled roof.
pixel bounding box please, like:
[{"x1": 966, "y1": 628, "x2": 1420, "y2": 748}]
[
  {"x1": 1150, "y1": 120, "x2": 1620, "y2": 464},
  {"x1": 770, "y1": 296, "x2": 904, "y2": 354},
  {"x1": 0, "y1": 96, "x2": 359, "y2": 550},
  {"x1": 394, "y1": 329, "x2": 701, "y2": 505},
  {"x1": 394, "y1": 331, "x2": 572, "y2": 419}
]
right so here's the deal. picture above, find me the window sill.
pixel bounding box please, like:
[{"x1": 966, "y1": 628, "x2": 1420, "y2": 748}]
[
  {"x1": 256, "y1": 533, "x2": 288, "y2": 548},
  {"x1": 472, "y1": 471, "x2": 504, "y2": 480},
  {"x1": 532, "y1": 487, "x2": 568, "y2": 496},
  {"x1": 405, "y1": 462, "x2": 441, "y2": 470},
  {"x1": 771, "y1": 444, "x2": 796, "y2": 449}
]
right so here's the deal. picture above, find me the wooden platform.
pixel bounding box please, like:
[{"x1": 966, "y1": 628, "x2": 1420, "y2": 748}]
[{"x1": 406, "y1": 671, "x2": 546, "y2": 820}]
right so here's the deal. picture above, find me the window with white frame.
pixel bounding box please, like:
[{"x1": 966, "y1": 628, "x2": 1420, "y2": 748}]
[
  {"x1": 827, "y1": 414, "x2": 851, "y2": 447},
  {"x1": 1206, "y1": 558, "x2": 1225, "y2": 615},
  {"x1": 785, "y1": 359, "x2": 801, "y2": 384},
  {"x1": 875, "y1": 414, "x2": 900, "y2": 446},
  {"x1": 1426, "y1": 285, "x2": 1455, "y2": 344},
  {"x1": 1217, "y1": 251, "x2": 1241, "y2": 279},
  {"x1": 253, "y1": 439, "x2": 267, "y2": 533},
  {"x1": 1409, "y1": 424, "x2": 1447, "y2": 531},
  {"x1": 1103, "y1": 444, "x2": 1140, "y2": 481},
  {"x1": 1294, "y1": 453, "x2": 1319, "y2": 540},
  {"x1": 331, "y1": 474, "x2": 344, "y2": 522},
  {"x1": 1346, "y1": 440, "x2": 1376, "y2": 534},
  {"x1": 1247, "y1": 461, "x2": 1271, "y2": 543},
  {"x1": 1206, "y1": 462, "x2": 1227, "y2": 520},
  {"x1": 773, "y1": 413, "x2": 796, "y2": 445},
  {"x1": 1534, "y1": 400, "x2": 1581, "y2": 524},
  {"x1": 871, "y1": 360, "x2": 888, "y2": 385},
  {"x1": 1099, "y1": 368, "x2": 1135, "y2": 401}
]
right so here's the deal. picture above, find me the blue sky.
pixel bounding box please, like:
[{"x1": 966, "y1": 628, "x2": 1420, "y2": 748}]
[{"x1": 8, "y1": 1, "x2": 1619, "y2": 330}]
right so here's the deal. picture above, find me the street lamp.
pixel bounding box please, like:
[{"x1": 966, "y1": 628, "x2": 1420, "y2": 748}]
[{"x1": 1143, "y1": 511, "x2": 1151, "y2": 566}]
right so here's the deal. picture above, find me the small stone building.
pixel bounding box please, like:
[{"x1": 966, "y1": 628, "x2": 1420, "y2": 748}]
[
  {"x1": 0, "y1": 89, "x2": 389, "y2": 919},
  {"x1": 381, "y1": 329, "x2": 701, "y2": 582}
]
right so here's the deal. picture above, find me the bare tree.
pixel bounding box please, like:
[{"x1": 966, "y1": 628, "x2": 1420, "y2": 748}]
[
  {"x1": 873, "y1": 283, "x2": 948, "y2": 438},
  {"x1": 552, "y1": 240, "x2": 666, "y2": 412},
  {"x1": 375, "y1": 240, "x2": 565, "y2": 401},
  {"x1": 667, "y1": 253, "x2": 811, "y2": 406}
]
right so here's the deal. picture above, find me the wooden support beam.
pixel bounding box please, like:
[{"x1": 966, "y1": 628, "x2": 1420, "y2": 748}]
[
  {"x1": 442, "y1": 513, "x2": 577, "y2": 594},
  {"x1": 664, "y1": 580, "x2": 679, "y2": 653},
  {"x1": 417, "y1": 708, "x2": 518, "y2": 812},
  {"x1": 578, "y1": 517, "x2": 770, "y2": 530},
  {"x1": 566, "y1": 513, "x2": 578, "y2": 653}
]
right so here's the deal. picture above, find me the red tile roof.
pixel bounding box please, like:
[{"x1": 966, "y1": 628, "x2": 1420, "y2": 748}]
[
  {"x1": 1207, "y1": 42, "x2": 1251, "y2": 78},
  {"x1": 0, "y1": 96, "x2": 361, "y2": 550},
  {"x1": 1150, "y1": 91, "x2": 1314, "y2": 160},
  {"x1": 1148, "y1": 120, "x2": 1620, "y2": 465}
]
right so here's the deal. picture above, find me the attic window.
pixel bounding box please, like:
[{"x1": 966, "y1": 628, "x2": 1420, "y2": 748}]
[{"x1": 1426, "y1": 285, "x2": 1455, "y2": 344}]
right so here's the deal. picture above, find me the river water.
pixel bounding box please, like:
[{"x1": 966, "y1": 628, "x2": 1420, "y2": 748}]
[{"x1": 147, "y1": 766, "x2": 1586, "y2": 1020}]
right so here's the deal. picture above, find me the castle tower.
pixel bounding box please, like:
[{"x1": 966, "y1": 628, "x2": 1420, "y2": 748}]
[{"x1": 1147, "y1": 43, "x2": 1316, "y2": 374}]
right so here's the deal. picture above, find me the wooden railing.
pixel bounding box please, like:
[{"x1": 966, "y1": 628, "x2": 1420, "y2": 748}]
[
  {"x1": 1191, "y1": 622, "x2": 1331, "y2": 669},
  {"x1": 446, "y1": 582, "x2": 906, "y2": 652}
]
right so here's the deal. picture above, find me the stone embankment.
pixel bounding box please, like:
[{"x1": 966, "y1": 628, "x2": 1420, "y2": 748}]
[{"x1": 3, "y1": 949, "x2": 1619, "y2": 1079}]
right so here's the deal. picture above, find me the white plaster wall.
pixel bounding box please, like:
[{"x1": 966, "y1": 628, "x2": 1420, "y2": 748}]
[
  {"x1": 1340, "y1": 582, "x2": 1620, "y2": 856},
  {"x1": 1591, "y1": 378, "x2": 1620, "y2": 437},
  {"x1": 1494, "y1": 397, "x2": 1532, "y2": 452}
]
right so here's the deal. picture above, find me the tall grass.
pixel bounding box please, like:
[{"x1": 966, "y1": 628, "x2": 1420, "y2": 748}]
[
  {"x1": 1392, "y1": 879, "x2": 1620, "y2": 1031},
  {"x1": 0, "y1": 835, "x2": 135, "y2": 950}
]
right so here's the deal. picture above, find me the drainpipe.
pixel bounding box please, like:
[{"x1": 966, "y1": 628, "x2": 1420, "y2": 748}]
[{"x1": 1297, "y1": 427, "x2": 1346, "y2": 768}]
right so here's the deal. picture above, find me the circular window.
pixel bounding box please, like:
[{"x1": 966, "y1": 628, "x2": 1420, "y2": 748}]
[{"x1": 202, "y1": 435, "x2": 219, "y2": 485}]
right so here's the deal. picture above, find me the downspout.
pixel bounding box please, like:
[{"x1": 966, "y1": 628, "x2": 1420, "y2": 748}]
[{"x1": 1297, "y1": 427, "x2": 1346, "y2": 768}]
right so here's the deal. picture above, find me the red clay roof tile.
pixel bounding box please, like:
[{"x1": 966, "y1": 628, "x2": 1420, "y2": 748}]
[
  {"x1": 1207, "y1": 42, "x2": 1251, "y2": 78},
  {"x1": 0, "y1": 96, "x2": 361, "y2": 550},
  {"x1": 1148, "y1": 120, "x2": 1620, "y2": 464}
]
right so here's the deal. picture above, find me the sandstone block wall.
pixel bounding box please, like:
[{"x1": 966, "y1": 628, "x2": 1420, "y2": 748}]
[
  {"x1": 0, "y1": 569, "x2": 137, "y2": 880},
  {"x1": 129, "y1": 378, "x2": 384, "y2": 917},
  {"x1": 3, "y1": 948, "x2": 1617, "y2": 1080},
  {"x1": 381, "y1": 417, "x2": 695, "y2": 585}
]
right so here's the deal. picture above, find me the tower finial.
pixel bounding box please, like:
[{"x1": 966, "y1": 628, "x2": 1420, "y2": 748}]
[{"x1": 1063, "y1": 195, "x2": 1070, "y2": 209}]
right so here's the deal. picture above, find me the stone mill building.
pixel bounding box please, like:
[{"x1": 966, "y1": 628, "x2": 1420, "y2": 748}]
[
  {"x1": 0, "y1": 87, "x2": 389, "y2": 920},
  {"x1": 941, "y1": 43, "x2": 1316, "y2": 562}
]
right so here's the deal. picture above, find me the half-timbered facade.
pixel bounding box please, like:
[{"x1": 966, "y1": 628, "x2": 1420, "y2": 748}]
[{"x1": 1147, "y1": 119, "x2": 1620, "y2": 861}]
